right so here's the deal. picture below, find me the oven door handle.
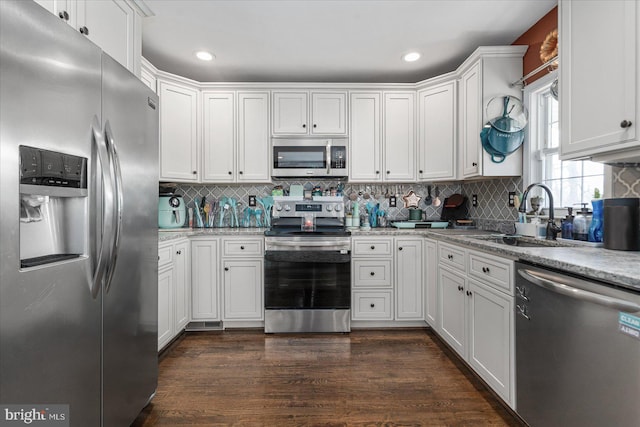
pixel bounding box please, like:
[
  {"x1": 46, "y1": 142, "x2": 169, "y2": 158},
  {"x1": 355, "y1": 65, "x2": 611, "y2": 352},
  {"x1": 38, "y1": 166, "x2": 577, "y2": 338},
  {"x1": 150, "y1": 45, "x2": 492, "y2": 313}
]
[
  {"x1": 267, "y1": 240, "x2": 350, "y2": 249},
  {"x1": 518, "y1": 269, "x2": 640, "y2": 313}
]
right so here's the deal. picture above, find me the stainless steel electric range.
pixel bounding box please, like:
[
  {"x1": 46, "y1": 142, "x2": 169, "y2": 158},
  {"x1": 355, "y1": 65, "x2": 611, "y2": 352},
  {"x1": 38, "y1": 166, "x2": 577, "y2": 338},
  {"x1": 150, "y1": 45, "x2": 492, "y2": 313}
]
[{"x1": 264, "y1": 197, "x2": 351, "y2": 333}]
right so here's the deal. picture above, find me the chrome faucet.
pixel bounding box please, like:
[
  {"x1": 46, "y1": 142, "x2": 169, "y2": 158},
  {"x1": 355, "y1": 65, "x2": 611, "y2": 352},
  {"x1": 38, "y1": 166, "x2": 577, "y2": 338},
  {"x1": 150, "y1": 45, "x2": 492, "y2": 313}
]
[{"x1": 518, "y1": 183, "x2": 562, "y2": 240}]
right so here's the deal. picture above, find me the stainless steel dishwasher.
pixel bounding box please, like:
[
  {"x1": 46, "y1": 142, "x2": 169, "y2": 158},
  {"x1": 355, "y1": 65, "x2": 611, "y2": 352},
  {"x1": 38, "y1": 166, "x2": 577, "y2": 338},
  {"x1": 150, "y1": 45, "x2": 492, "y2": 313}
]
[{"x1": 515, "y1": 262, "x2": 640, "y2": 427}]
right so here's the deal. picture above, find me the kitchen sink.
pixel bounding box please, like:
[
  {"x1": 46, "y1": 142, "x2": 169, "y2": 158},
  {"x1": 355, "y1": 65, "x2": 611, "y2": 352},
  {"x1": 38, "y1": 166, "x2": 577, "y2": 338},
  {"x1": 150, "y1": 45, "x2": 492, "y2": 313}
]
[{"x1": 468, "y1": 234, "x2": 572, "y2": 248}]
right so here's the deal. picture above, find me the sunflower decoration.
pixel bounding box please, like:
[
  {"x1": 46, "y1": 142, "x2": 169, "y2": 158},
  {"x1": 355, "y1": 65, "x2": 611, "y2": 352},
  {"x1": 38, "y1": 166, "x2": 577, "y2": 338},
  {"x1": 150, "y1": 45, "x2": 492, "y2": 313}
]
[{"x1": 540, "y1": 28, "x2": 558, "y2": 69}]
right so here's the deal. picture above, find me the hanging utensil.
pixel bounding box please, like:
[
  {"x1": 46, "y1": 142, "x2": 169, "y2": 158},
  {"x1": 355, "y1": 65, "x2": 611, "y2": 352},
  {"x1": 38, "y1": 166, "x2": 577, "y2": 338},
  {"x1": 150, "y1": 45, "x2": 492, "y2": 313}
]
[
  {"x1": 425, "y1": 185, "x2": 432, "y2": 206},
  {"x1": 434, "y1": 186, "x2": 442, "y2": 207}
]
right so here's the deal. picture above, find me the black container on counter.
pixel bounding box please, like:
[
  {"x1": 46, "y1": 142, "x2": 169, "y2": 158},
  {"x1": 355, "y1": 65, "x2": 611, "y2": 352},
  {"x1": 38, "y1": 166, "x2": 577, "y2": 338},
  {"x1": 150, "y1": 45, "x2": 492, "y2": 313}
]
[{"x1": 603, "y1": 198, "x2": 640, "y2": 251}]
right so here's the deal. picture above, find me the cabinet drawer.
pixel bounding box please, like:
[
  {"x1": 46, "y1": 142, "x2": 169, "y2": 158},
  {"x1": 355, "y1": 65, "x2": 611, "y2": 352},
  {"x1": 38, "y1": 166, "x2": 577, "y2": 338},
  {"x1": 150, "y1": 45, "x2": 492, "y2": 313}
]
[
  {"x1": 353, "y1": 259, "x2": 392, "y2": 288},
  {"x1": 158, "y1": 244, "x2": 173, "y2": 268},
  {"x1": 353, "y1": 238, "x2": 393, "y2": 256},
  {"x1": 468, "y1": 250, "x2": 513, "y2": 294},
  {"x1": 352, "y1": 291, "x2": 393, "y2": 320},
  {"x1": 222, "y1": 238, "x2": 264, "y2": 257},
  {"x1": 438, "y1": 242, "x2": 466, "y2": 272}
]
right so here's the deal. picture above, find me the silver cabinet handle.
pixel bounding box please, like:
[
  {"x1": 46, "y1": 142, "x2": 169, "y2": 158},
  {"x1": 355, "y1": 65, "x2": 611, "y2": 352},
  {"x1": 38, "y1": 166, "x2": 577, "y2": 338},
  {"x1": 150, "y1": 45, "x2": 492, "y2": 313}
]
[
  {"x1": 518, "y1": 269, "x2": 640, "y2": 313},
  {"x1": 515, "y1": 285, "x2": 530, "y2": 301},
  {"x1": 516, "y1": 303, "x2": 530, "y2": 320}
]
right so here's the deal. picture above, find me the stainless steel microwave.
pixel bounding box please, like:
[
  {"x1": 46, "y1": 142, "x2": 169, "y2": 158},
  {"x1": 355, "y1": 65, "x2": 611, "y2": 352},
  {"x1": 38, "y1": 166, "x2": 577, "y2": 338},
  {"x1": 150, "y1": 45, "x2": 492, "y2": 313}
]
[{"x1": 271, "y1": 138, "x2": 348, "y2": 178}]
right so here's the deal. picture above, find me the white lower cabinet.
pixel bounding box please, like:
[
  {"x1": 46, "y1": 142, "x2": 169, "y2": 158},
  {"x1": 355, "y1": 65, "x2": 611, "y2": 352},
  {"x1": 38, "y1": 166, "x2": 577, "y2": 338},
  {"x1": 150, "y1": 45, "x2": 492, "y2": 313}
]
[
  {"x1": 467, "y1": 278, "x2": 513, "y2": 404},
  {"x1": 223, "y1": 260, "x2": 264, "y2": 320},
  {"x1": 157, "y1": 238, "x2": 190, "y2": 351},
  {"x1": 352, "y1": 291, "x2": 393, "y2": 319},
  {"x1": 191, "y1": 239, "x2": 220, "y2": 321},
  {"x1": 351, "y1": 236, "x2": 424, "y2": 323},
  {"x1": 435, "y1": 242, "x2": 515, "y2": 407},
  {"x1": 222, "y1": 237, "x2": 264, "y2": 322},
  {"x1": 438, "y1": 266, "x2": 467, "y2": 355},
  {"x1": 423, "y1": 239, "x2": 438, "y2": 328},
  {"x1": 395, "y1": 238, "x2": 423, "y2": 320}
]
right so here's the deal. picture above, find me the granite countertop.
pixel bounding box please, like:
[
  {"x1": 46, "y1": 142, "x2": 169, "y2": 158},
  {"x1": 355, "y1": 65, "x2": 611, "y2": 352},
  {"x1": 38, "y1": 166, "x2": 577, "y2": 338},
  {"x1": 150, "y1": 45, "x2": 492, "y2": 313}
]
[
  {"x1": 424, "y1": 230, "x2": 640, "y2": 292},
  {"x1": 159, "y1": 228, "x2": 268, "y2": 242},
  {"x1": 159, "y1": 227, "x2": 640, "y2": 291}
]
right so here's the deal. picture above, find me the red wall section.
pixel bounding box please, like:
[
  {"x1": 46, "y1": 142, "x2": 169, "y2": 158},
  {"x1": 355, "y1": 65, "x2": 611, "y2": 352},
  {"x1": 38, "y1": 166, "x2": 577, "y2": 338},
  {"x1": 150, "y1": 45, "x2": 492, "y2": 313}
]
[{"x1": 512, "y1": 6, "x2": 558, "y2": 85}]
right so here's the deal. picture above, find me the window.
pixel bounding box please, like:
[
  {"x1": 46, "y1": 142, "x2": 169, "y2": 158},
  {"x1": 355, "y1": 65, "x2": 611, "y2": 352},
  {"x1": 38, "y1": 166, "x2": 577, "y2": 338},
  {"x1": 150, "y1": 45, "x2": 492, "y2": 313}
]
[{"x1": 525, "y1": 72, "x2": 604, "y2": 210}]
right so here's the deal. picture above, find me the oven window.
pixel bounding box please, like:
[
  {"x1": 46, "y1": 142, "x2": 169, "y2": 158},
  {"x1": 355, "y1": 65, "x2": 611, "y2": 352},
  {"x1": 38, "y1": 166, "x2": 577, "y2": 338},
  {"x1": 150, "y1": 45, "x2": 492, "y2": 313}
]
[
  {"x1": 273, "y1": 146, "x2": 326, "y2": 169},
  {"x1": 264, "y1": 251, "x2": 351, "y2": 309}
]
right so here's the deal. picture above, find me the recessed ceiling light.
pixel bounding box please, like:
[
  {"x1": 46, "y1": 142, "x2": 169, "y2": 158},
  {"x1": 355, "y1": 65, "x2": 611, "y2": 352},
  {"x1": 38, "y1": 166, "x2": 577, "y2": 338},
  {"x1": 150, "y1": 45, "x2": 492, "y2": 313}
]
[
  {"x1": 403, "y1": 52, "x2": 421, "y2": 62},
  {"x1": 196, "y1": 51, "x2": 214, "y2": 61}
]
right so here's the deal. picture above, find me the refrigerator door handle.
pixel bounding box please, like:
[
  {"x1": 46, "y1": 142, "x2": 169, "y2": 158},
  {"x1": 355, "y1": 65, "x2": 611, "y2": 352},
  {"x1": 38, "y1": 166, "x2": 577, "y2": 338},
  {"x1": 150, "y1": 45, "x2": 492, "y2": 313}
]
[
  {"x1": 518, "y1": 269, "x2": 640, "y2": 313},
  {"x1": 103, "y1": 120, "x2": 123, "y2": 294},
  {"x1": 91, "y1": 116, "x2": 115, "y2": 298}
]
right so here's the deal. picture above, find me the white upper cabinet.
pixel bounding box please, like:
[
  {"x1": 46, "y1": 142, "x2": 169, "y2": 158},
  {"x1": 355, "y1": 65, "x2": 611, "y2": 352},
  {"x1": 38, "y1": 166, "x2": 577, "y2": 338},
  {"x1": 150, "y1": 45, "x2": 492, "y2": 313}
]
[
  {"x1": 202, "y1": 91, "x2": 271, "y2": 183},
  {"x1": 350, "y1": 91, "x2": 415, "y2": 182},
  {"x1": 34, "y1": 0, "x2": 76, "y2": 25},
  {"x1": 458, "y1": 47, "x2": 526, "y2": 179},
  {"x1": 237, "y1": 92, "x2": 271, "y2": 182},
  {"x1": 383, "y1": 92, "x2": 416, "y2": 181},
  {"x1": 272, "y1": 91, "x2": 346, "y2": 135},
  {"x1": 35, "y1": 0, "x2": 143, "y2": 76},
  {"x1": 76, "y1": 0, "x2": 138, "y2": 74},
  {"x1": 311, "y1": 92, "x2": 347, "y2": 134},
  {"x1": 202, "y1": 92, "x2": 235, "y2": 182},
  {"x1": 158, "y1": 80, "x2": 199, "y2": 182},
  {"x1": 418, "y1": 79, "x2": 457, "y2": 181},
  {"x1": 272, "y1": 92, "x2": 308, "y2": 134},
  {"x1": 560, "y1": 0, "x2": 640, "y2": 162},
  {"x1": 349, "y1": 92, "x2": 382, "y2": 182}
]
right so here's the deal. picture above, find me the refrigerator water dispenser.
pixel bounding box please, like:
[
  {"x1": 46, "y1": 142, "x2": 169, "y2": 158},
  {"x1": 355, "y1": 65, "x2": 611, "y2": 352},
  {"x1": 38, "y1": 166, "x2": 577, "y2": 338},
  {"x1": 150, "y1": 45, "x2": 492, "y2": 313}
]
[{"x1": 19, "y1": 146, "x2": 88, "y2": 268}]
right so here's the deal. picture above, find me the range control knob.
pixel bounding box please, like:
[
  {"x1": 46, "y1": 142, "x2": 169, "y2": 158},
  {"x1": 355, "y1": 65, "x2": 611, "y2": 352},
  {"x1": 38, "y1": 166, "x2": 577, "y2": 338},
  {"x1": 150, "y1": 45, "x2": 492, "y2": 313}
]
[
  {"x1": 275, "y1": 204, "x2": 283, "y2": 211},
  {"x1": 284, "y1": 204, "x2": 291, "y2": 211},
  {"x1": 334, "y1": 204, "x2": 342, "y2": 212},
  {"x1": 326, "y1": 204, "x2": 333, "y2": 212}
]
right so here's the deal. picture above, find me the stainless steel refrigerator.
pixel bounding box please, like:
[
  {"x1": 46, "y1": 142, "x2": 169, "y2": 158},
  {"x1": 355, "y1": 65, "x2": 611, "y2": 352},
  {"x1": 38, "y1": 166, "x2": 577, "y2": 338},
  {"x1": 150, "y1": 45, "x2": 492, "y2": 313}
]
[{"x1": 0, "y1": 1, "x2": 159, "y2": 426}]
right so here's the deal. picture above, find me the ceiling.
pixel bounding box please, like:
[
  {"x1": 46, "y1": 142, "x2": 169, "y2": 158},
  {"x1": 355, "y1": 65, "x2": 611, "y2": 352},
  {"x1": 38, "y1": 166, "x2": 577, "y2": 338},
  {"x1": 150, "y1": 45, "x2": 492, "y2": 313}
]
[{"x1": 142, "y1": 0, "x2": 557, "y2": 84}]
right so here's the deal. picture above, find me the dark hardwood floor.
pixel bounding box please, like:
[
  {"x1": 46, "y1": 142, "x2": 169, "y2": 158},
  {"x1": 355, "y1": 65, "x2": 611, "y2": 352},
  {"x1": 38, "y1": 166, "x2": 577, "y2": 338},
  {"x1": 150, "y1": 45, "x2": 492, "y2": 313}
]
[{"x1": 132, "y1": 329, "x2": 523, "y2": 426}]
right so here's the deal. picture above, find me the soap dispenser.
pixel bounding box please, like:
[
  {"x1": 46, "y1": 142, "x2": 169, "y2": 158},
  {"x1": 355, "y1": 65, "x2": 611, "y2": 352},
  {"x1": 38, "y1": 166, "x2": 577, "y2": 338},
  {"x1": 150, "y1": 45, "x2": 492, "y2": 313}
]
[
  {"x1": 561, "y1": 207, "x2": 574, "y2": 239},
  {"x1": 573, "y1": 204, "x2": 592, "y2": 241}
]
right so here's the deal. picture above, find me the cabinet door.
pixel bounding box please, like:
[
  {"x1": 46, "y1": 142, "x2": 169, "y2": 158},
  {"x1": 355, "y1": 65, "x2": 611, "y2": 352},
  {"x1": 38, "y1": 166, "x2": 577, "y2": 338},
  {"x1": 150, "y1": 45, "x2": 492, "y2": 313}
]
[
  {"x1": 202, "y1": 92, "x2": 235, "y2": 182},
  {"x1": 173, "y1": 241, "x2": 190, "y2": 332},
  {"x1": 223, "y1": 260, "x2": 264, "y2": 320},
  {"x1": 159, "y1": 81, "x2": 199, "y2": 181},
  {"x1": 395, "y1": 238, "x2": 423, "y2": 320},
  {"x1": 438, "y1": 267, "x2": 466, "y2": 357},
  {"x1": 34, "y1": 0, "x2": 76, "y2": 26},
  {"x1": 349, "y1": 92, "x2": 382, "y2": 182},
  {"x1": 418, "y1": 81, "x2": 457, "y2": 181},
  {"x1": 191, "y1": 240, "x2": 219, "y2": 320},
  {"x1": 383, "y1": 92, "x2": 415, "y2": 181},
  {"x1": 237, "y1": 92, "x2": 270, "y2": 182},
  {"x1": 468, "y1": 279, "x2": 513, "y2": 405},
  {"x1": 157, "y1": 267, "x2": 173, "y2": 350},
  {"x1": 560, "y1": 0, "x2": 638, "y2": 159},
  {"x1": 460, "y1": 61, "x2": 482, "y2": 178},
  {"x1": 272, "y1": 92, "x2": 308, "y2": 134},
  {"x1": 311, "y1": 92, "x2": 346, "y2": 134},
  {"x1": 424, "y1": 239, "x2": 438, "y2": 329},
  {"x1": 76, "y1": 0, "x2": 136, "y2": 73}
]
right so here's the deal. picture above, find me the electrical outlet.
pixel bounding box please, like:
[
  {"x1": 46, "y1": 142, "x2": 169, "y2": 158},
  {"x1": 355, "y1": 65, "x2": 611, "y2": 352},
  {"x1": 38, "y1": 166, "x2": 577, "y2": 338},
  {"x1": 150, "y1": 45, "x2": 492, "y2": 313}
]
[
  {"x1": 472, "y1": 194, "x2": 478, "y2": 207},
  {"x1": 248, "y1": 195, "x2": 256, "y2": 207},
  {"x1": 508, "y1": 191, "x2": 516, "y2": 207},
  {"x1": 389, "y1": 196, "x2": 397, "y2": 207}
]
